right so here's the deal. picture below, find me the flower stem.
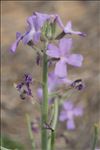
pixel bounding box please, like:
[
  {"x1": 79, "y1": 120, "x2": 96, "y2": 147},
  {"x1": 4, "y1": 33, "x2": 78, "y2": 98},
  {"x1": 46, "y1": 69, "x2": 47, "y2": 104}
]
[
  {"x1": 25, "y1": 114, "x2": 35, "y2": 150},
  {"x1": 52, "y1": 99, "x2": 59, "y2": 130},
  {"x1": 51, "y1": 131, "x2": 55, "y2": 150},
  {"x1": 92, "y1": 124, "x2": 99, "y2": 150},
  {"x1": 41, "y1": 41, "x2": 48, "y2": 150},
  {"x1": 51, "y1": 99, "x2": 59, "y2": 150}
]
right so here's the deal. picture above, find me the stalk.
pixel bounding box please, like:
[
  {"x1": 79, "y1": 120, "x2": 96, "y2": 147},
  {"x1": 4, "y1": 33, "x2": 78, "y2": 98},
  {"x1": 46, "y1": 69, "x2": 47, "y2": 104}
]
[
  {"x1": 51, "y1": 99, "x2": 59, "y2": 150},
  {"x1": 41, "y1": 41, "x2": 48, "y2": 150},
  {"x1": 92, "y1": 124, "x2": 99, "y2": 150},
  {"x1": 51, "y1": 131, "x2": 55, "y2": 150},
  {"x1": 26, "y1": 114, "x2": 35, "y2": 150}
]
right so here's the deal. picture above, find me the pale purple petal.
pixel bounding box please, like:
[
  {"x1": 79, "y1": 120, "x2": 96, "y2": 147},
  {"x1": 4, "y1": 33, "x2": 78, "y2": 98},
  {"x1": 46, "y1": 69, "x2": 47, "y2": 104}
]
[
  {"x1": 10, "y1": 40, "x2": 19, "y2": 52},
  {"x1": 66, "y1": 54, "x2": 83, "y2": 67},
  {"x1": 66, "y1": 119, "x2": 75, "y2": 130},
  {"x1": 27, "y1": 15, "x2": 40, "y2": 31},
  {"x1": 70, "y1": 30, "x2": 87, "y2": 37},
  {"x1": 78, "y1": 32, "x2": 87, "y2": 37},
  {"x1": 64, "y1": 21, "x2": 86, "y2": 37},
  {"x1": 56, "y1": 15, "x2": 64, "y2": 29},
  {"x1": 64, "y1": 21, "x2": 72, "y2": 33},
  {"x1": 55, "y1": 60, "x2": 67, "y2": 78},
  {"x1": 48, "y1": 72, "x2": 64, "y2": 91},
  {"x1": 66, "y1": 110, "x2": 74, "y2": 120},
  {"x1": 59, "y1": 38, "x2": 72, "y2": 56},
  {"x1": 10, "y1": 36, "x2": 22, "y2": 52},
  {"x1": 16, "y1": 32, "x2": 22, "y2": 39},
  {"x1": 27, "y1": 16, "x2": 35, "y2": 28},
  {"x1": 59, "y1": 111, "x2": 68, "y2": 121},
  {"x1": 46, "y1": 50, "x2": 60, "y2": 58},
  {"x1": 46, "y1": 44, "x2": 60, "y2": 58},
  {"x1": 34, "y1": 12, "x2": 50, "y2": 28},
  {"x1": 33, "y1": 32, "x2": 41, "y2": 44},
  {"x1": 73, "y1": 107, "x2": 83, "y2": 116},
  {"x1": 32, "y1": 15, "x2": 40, "y2": 31},
  {"x1": 23, "y1": 12, "x2": 50, "y2": 45},
  {"x1": 23, "y1": 15, "x2": 38, "y2": 44},
  {"x1": 61, "y1": 78, "x2": 72, "y2": 85},
  {"x1": 63, "y1": 101, "x2": 73, "y2": 110},
  {"x1": 37, "y1": 87, "x2": 43, "y2": 99},
  {"x1": 48, "y1": 72, "x2": 56, "y2": 81},
  {"x1": 22, "y1": 30, "x2": 35, "y2": 44},
  {"x1": 47, "y1": 44, "x2": 60, "y2": 52},
  {"x1": 48, "y1": 72, "x2": 57, "y2": 91}
]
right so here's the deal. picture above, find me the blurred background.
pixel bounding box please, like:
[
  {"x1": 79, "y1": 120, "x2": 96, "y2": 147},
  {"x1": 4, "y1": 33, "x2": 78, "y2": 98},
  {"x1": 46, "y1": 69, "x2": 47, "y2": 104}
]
[{"x1": 1, "y1": 1, "x2": 100, "y2": 150}]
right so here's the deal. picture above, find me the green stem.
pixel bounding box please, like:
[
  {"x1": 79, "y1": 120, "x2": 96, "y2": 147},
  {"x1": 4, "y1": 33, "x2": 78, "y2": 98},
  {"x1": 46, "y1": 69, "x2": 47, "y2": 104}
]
[
  {"x1": 51, "y1": 131, "x2": 55, "y2": 150},
  {"x1": 51, "y1": 99, "x2": 59, "y2": 150},
  {"x1": 26, "y1": 114, "x2": 35, "y2": 150},
  {"x1": 47, "y1": 134, "x2": 51, "y2": 150},
  {"x1": 52, "y1": 99, "x2": 59, "y2": 130},
  {"x1": 92, "y1": 124, "x2": 99, "y2": 150},
  {"x1": 41, "y1": 41, "x2": 48, "y2": 150}
]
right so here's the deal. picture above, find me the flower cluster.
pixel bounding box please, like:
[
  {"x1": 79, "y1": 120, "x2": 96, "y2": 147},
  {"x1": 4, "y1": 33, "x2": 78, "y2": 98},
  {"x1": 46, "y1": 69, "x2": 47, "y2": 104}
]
[
  {"x1": 10, "y1": 12, "x2": 62, "y2": 52},
  {"x1": 11, "y1": 12, "x2": 85, "y2": 131}
]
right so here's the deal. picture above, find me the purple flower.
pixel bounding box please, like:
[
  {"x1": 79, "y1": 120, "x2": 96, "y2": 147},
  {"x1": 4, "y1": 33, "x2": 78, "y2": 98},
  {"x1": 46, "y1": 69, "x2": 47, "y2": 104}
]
[
  {"x1": 46, "y1": 38, "x2": 83, "y2": 78},
  {"x1": 10, "y1": 12, "x2": 65, "y2": 52},
  {"x1": 22, "y1": 12, "x2": 49, "y2": 45},
  {"x1": 59, "y1": 100, "x2": 83, "y2": 130},
  {"x1": 16, "y1": 73, "x2": 33, "y2": 98},
  {"x1": 23, "y1": 14, "x2": 41, "y2": 44},
  {"x1": 58, "y1": 20, "x2": 86, "y2": 37},
  {"x1": 37, "y1": 72, "x2": 72, "y2": 100},
  {"x1": 10, "y1": 12, "x2": 49, "y2": 52}
]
